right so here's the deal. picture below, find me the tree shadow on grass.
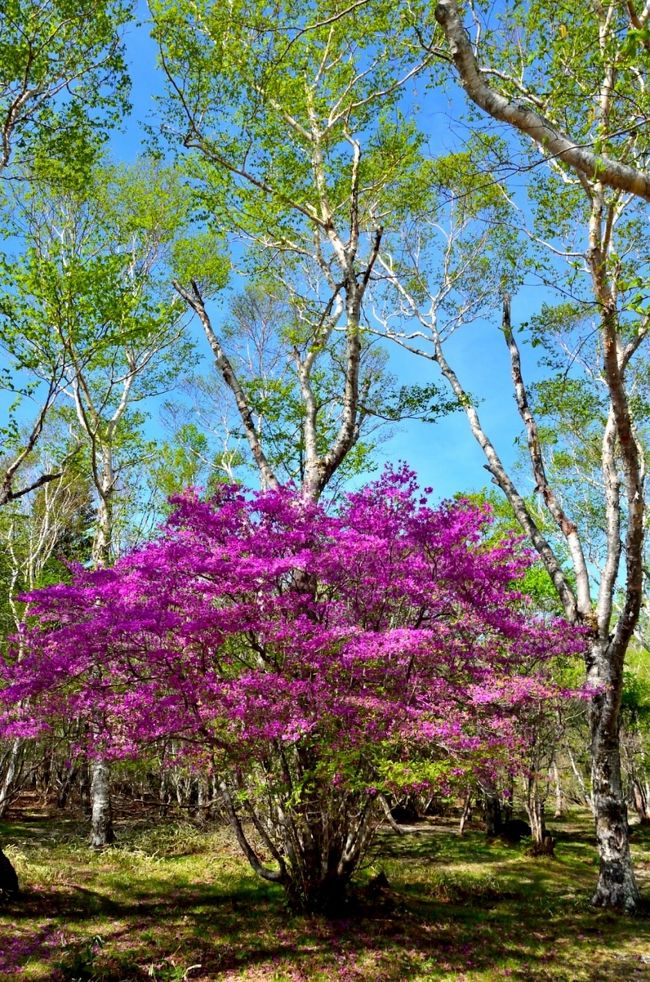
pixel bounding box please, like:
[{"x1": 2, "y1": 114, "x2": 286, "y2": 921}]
[
  {"x1": 2, "y1": 815, "x2": 650, "y2": 980},
  {"x1": 2, "y1": 868, "x2": 650, "y2": 980}
]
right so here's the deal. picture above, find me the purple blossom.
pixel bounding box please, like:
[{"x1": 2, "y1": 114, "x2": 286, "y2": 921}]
[{"x1": 0, "y1": 467, "x2": 586, "y2": 793}]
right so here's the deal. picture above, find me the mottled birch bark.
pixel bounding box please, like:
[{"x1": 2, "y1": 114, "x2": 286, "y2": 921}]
[
  {"x1": 587, "y1": 641, "x2": 637, "y2": 907},
  {"x1": 501, "y1": 301, "x2": 640, "y2": 906},
  {"x1": 89, "y1": 758, "x2": 115, "y2": 849},
  {"x1": 71, "y1": 369, "x2": 134, "y2": 848},
  {"x1": 585, "y1": 169, "x2": 644, "y2": 907},
  {"x1": 507, "y1": 268, "x2": 640, "y2": 903},
  {"x1": 86, "y1": 444, "x2": 116, "y2": 847}
]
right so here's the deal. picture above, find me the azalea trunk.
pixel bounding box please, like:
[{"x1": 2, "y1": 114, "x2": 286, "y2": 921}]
[
  {"x1": 90, "y1": 758, "x2": 114, "y2": 848},
  {"x1": 281, "y1": 818, "x2": 371, "y2": 916},
  {"x1": 589, "y1": 642, "x2": 639, "y2": 911},
  {"x1": 222, "y1": 769, "x2": 376, "y2": 915},
  {"x1": 276, "y1": 798, "x2": 375, "y2": 914},
  {"x1": 285, "y1": 869, "x2": 354, "y2": 916},
  {"x1": 459, "y1": 789, "x2": 472, "y2": 835},
  {"x1": 524, "y1": 778, "x2": 546, "y2": 846}
]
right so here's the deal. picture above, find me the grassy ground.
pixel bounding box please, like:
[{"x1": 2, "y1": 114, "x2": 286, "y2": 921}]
[{"x1": 1, "y1": 809, "x2": 650, "y2": 981}]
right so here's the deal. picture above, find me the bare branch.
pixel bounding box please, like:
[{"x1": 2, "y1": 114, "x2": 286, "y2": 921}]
[{"x1": 173, "y1": 279, "x2": 279, "y2": 491}]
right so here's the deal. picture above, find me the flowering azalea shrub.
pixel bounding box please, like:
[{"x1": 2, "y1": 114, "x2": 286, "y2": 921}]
[{"x1": 0, "y1": 468, "x2": 585, "y2": 912}]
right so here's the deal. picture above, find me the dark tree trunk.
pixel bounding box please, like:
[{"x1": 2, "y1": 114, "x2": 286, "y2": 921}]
[
  {"x1": 285, "y1": 872, "x2": 353, "y2": 916},
  {"x1": 56, "y1": 761, "x2": 80, "y2": 810},
  {"x1": 502, "y1": 776, "x2": 514, "y2": 824},
  {"x1": 80, "y1": 760, "x2": 91, "y2": 814},
  {"x1": 483, "y1": 787, "x2": 502, "y2": 837},
  {"x1": 0, "y1": 849, "x2": 19, "y2": 898}
]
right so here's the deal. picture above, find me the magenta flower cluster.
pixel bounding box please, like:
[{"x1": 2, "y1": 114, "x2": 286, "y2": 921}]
[{"x1": 0, "y1": 467, "x2": 586, "y2": 790}]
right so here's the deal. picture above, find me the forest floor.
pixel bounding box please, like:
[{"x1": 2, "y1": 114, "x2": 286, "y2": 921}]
[{"x1": 1, "y1": 805, "x2": 650, "y2": 981}]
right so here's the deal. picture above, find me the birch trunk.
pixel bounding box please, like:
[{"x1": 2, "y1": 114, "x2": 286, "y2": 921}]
[
  {"x1": 420, "y1": 305, "x2": 639, "y2": 905},
  {"x1": 459, "y1": 789, "x2": 472, "y2": 835},
  {"x1": 433, "y1": 0, "x2": 650, "y2": 202},
  {"x1": 89, "y1": 448, "x2": 115, "y2": 847},
  {"x1": 0, "y1": 741, "x2": 22, "y2": 818},
  {"x1": 588, "y1": 640, "x2": 638, "y2": 910},
  {"x1": 551, "y1": 760, "x2": 564, "y2": 819},
  {"x1": 523, "y1": 775, "x2": 546, "y2": 846},
  {"x1": 89, "y1": 758, "x2": 115, "y2": 849}
]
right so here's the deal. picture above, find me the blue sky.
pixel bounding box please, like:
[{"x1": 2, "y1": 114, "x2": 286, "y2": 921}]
[{"x1": 1, "y1": 1, "x2": 554, "y2": 506}]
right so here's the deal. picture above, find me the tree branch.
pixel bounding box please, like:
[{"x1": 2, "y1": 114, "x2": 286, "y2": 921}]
[
  {"x1": 173, "y1": 279, "x2": 279, "y2": 491},
  {"x1": 501, "y1": 295, "x2": 592, "y2": 617},
  {"x1": 434, "y1": 0, "x2": 650, "y2": 201}
]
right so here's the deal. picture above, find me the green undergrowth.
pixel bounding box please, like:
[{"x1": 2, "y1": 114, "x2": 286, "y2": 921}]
[{"x1": 1, "y1": 813, "x2": 650, "y2": 980}]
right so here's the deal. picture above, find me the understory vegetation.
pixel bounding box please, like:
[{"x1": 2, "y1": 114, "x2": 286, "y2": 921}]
[{"x1": 1, "y1": 805, "x2": 649, "y2": 981}]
